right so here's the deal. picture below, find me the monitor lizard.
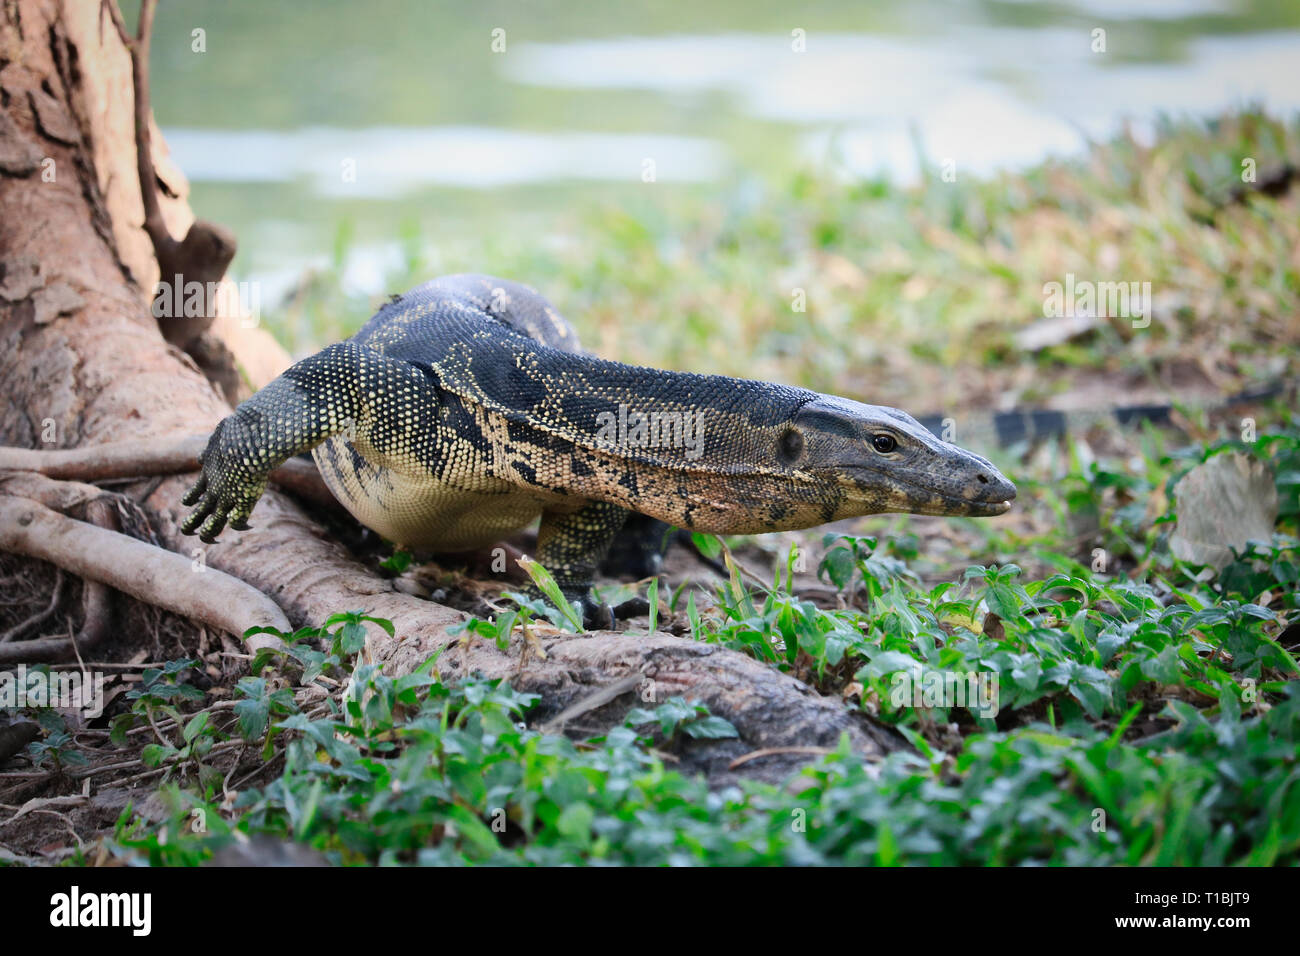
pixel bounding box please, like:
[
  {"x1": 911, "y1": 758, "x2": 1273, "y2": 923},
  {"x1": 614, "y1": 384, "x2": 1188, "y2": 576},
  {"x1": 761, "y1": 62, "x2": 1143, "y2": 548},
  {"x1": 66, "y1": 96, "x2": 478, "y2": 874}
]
[{"x1": 181, "y1": 274, "x2": 1016, "y2": 627}]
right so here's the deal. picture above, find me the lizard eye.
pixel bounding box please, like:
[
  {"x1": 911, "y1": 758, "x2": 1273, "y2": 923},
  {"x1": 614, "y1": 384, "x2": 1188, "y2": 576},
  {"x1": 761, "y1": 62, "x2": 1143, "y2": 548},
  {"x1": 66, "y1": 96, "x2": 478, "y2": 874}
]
[
  {"x1": 778, "y1": 428, "x2": 804, "y2": 463},
  {"x1": 872, "y1": 434, "x2": 897, "y2": 454}
]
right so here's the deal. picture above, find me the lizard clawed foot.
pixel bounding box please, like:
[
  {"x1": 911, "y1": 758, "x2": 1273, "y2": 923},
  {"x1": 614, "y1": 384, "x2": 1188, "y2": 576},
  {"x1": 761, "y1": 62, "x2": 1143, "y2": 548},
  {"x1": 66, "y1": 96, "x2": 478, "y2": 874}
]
[
  {"x1": 562, "y1": 590, "x2": 613, "y2": 631},
  {"x1": 180, "y1": 423, "x2": 266, "y2": 543},
  {"x1": 611, "y1": 597, "x2": 651, "y2": 621}
]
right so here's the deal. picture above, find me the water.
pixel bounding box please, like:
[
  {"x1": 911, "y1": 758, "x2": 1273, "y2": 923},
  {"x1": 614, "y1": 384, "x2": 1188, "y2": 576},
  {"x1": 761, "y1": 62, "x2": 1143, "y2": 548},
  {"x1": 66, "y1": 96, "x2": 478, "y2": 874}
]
[
  {"x1": 504, "y1": 29, "x2": 1300, "y2": 179},
  {"x1": 165, "y1": 127, "x2": 725, "y2": 193}
]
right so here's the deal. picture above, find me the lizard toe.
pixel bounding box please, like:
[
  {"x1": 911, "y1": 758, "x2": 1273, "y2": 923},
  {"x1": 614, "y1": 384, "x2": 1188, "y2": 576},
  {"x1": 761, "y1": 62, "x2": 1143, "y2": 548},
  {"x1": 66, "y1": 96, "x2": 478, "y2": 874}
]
[
  {"x1": 198, "y1": 509, "x2": 229, "y2": 543},
  {"x1": 579, "y1": 594, "x2": 615, "y2": 631},
  {"x1": 181, "y1": 473, "x2": 207, "y2": 507}
]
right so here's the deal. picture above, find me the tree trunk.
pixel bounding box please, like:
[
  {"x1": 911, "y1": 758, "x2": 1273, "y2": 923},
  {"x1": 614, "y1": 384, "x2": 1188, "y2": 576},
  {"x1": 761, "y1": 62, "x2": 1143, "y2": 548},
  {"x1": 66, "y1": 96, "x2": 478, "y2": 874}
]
[{"x1": 0, "y1": 0, "x2": 895, "y2": 784}]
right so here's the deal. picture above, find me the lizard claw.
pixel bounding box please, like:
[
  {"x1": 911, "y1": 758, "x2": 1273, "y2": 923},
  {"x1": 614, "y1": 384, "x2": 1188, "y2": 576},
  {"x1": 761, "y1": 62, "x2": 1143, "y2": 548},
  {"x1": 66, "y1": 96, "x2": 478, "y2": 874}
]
[{"x1": 197, "y1": 507, "x2": 229, "y2": 543}]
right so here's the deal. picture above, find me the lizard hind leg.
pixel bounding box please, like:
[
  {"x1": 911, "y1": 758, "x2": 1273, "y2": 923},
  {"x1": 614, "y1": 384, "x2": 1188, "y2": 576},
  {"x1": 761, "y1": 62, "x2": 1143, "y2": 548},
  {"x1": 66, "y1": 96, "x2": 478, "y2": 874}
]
[
  {"x1": 600, "y1": 512, "x2": 674, "y2": 579},
  {"x1": 535, "y1": 500, "x2": 629, "y2": 631}
]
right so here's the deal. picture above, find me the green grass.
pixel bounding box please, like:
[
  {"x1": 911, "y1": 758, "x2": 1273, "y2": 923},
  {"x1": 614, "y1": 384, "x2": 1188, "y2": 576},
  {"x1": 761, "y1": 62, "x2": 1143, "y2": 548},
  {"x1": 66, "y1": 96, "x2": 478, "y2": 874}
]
[{"x1": 103, "y1": 678, "x2": 1300, "y2": 865}]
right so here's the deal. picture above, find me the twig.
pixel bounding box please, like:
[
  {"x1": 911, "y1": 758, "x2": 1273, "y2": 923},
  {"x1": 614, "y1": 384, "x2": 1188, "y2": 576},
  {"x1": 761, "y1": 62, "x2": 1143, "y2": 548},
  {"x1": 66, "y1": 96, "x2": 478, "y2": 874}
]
[
  {"x1": 97, "y1": 0, "x2": 132, "y2": 49},
  {"x1": 145, "y1": 707, "x2": 175, "y2": 750},
  {"x1": 728, "y1": 746, "x2": 833, "y2": 770},
  {"x1": 0, "y1": 569, "x2": 64, "y2": 643},
  {"x1": 539, "y1": 674, "x2": 643, "y2": 735},
  {"x1": 228, "y1": 758, "x2": 279, "y2": 792},
  {"x1": 4, "y1": 793, "x2": 87, "y2": 822},
  {"x1": 48, "y1": 661, "x2": 174, "y2": 670},
  {"x1": 73, "y1": 739, "x2": 247, "y2": 789},
  {"x1": 0, "y1": 845, "x2": 44, "y2": 865},
  {"x1": 68, "y1": 759, "x2": 143, "y2": 779},
  {"x1": 222, "y1": 745, "x2": 248, "y2": 794},
  {"x1": 129, "y1": 0, "x2": 174, "y2": 264}
]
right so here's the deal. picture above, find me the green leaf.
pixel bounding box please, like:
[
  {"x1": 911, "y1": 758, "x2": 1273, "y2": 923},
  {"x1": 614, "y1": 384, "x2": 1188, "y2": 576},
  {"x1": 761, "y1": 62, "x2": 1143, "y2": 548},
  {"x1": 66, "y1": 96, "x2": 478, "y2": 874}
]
[
  {"x1": 555, "y1": 802, "x2": 594, "y2": 846},
  {"x1": 379, "y1": 549, "x2": 413, "y2": 573},
  {"x1": 339, "y1": 621, "x2": 367, "y2": 655},
  {"x1": 181, "y1": 712, "x2": 210, "y2": 744},
  {"x1": 686, "y1": 591, "x2": 702, "y2": 638},
  {"x1": 820, "y1": 546, "x2": 855, "y2": 591},
  {"x1": 984, "y1": 583, "x2": 1022, "y2": 620},
  {"x1": 234, "y1": 698, "x2": 270, "y2": 741},
  {"x1": 647, "y1": 577, "x2": 659, "y2": 634},
  {"x1": 683, "y1": 715, "x2": 739, "y2": 739},
  {"x1": 518, "y1": 557, "x2": 585, "y2": 632},
  {"x1": 1139, "y1": 645, "x2": 1181, "y2": 684},
  {"x1": 141, "y1": 744, "x2": 176, "y2": 768},
  {"x1": 691, "y1": 532, "x2": 722, "y2": 560}
]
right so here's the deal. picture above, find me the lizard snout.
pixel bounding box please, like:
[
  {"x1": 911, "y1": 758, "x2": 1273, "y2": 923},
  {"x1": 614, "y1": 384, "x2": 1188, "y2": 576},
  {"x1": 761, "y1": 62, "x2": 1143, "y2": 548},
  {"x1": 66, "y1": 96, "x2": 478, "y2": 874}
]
[
  {"x1": 969, "y1": 466, "x2": 1017, "y2": 504},
  {"x1": 941, "y1": 448, "x2": 1017, "y2": 515}
]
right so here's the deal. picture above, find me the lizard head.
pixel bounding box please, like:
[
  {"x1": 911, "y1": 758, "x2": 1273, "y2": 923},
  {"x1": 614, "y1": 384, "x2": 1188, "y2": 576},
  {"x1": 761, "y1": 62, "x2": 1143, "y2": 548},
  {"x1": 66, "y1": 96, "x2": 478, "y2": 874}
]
[{"x1": 786, "y1": 395, "x2": 1016, "y2": 519}]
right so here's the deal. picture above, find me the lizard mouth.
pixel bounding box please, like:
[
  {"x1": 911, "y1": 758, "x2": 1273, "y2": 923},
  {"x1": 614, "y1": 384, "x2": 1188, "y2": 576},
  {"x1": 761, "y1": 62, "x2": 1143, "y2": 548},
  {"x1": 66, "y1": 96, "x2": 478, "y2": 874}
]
[
  {"x1": 859, "y1": 471, "x2": 1016, "y2": 518},
  {"x1": 903, "y1": 488, "x2": 1013, "y2": 517}
]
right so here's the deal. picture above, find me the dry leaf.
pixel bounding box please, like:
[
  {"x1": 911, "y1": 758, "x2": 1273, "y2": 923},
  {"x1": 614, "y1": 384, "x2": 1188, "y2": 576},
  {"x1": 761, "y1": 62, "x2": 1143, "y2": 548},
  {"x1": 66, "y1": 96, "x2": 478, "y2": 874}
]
[{"x1": 1170, "y1": 452, "x2": 1277, "y2": 570}]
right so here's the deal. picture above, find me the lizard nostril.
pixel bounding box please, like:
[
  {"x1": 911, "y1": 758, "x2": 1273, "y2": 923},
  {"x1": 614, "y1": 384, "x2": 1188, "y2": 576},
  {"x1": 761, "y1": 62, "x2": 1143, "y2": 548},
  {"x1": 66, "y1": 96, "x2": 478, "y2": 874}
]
[{"x1": 976, "y1": 473, "x2": 989, "y2": 484}]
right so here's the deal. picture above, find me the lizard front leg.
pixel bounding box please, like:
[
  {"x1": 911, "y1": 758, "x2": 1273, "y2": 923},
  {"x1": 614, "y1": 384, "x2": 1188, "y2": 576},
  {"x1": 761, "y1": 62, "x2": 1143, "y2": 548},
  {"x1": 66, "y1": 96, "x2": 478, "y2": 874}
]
[
  {"x1": 181, "y1": 341, "x2": 426, "y2": 542},
  {"x1": 536, "y1": 500, "x2": 629, "y2": 630}
]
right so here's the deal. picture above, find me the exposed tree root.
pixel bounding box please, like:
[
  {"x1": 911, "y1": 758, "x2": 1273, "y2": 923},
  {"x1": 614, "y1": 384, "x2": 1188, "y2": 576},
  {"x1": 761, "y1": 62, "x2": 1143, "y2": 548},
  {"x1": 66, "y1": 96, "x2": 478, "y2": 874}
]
[
  {"x1": 0, "y1": 495, "x2": 287, "y2": 662},
  {"x1": 0, "y1": 438, "x2": 337, "y2": 509},
  {"x1": 63, "y1": 496, "x2": 115, "y2": 659}
]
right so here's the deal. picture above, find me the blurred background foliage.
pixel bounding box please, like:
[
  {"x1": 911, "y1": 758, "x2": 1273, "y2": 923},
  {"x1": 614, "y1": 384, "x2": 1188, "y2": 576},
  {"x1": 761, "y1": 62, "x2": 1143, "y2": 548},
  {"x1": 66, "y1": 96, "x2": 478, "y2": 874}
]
[{"x1": 138, "y1": 1, "x2": 1297, "y2": 418}]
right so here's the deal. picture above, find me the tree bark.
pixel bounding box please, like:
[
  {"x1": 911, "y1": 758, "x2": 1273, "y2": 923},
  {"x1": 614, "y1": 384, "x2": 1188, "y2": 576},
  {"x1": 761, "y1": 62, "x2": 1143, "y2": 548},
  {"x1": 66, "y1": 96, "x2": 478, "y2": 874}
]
[{"x1": 0, "y1": 0, "x2": 894, "y2": 783}]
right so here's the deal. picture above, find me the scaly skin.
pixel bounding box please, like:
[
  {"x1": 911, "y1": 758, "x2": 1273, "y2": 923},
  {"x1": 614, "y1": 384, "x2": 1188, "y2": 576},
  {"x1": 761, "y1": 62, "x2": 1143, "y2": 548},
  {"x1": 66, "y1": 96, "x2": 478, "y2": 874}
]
[{"x1": 182, "y1": 274, "x2": 1016, "y2": 627}]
